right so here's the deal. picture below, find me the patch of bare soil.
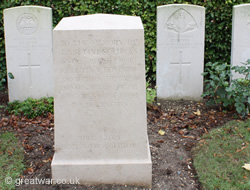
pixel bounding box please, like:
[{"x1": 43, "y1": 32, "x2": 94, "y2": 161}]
[{"x1": 0, "y1": 90, "x2": 241, "y2": 190}]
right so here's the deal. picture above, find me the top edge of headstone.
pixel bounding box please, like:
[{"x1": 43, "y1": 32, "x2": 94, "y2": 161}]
[
  {"x1": 233, "y1": 3, "x2": 250, "y2": 8},
  {"x1": 4, "y1": 5, "x2": 51, "y2": 13},
  {"x1": 157, "y1": 4, "x2": 205, "y2": 10},
  {"x1": 54, "y1": 14, "x2": 143, "y2": 31}
]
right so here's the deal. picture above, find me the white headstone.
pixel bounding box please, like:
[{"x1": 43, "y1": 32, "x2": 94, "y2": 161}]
[
  {"x1": 4, "y1": 6, "x2": 53, "y2": 101},
  {"x1": 231, "y1": 4, "x2": 250, "y2": 79},
  {"x1": 157, "y1": 4, "x2": 205, "y2": 100},
  {"x1": 52, "y1": 14, "x2": 152, "y2": 187}
]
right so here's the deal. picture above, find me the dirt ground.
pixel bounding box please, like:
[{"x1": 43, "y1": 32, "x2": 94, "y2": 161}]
[{"x1": 0, "y1": 89, "x2": 241, "y2": 190}]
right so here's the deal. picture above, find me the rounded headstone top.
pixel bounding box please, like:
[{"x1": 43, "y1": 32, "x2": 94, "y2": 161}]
[
  {"x1": 234, "y1": 3, "x2": 250, "y2": 8},
  {"x1": 54, "y1": 14, "x2": 143, "y2": 30},
  {"x1": 4, "y1": 6, "x2": 52, "y2": 36},
  {"x1": 158, "y1": 4, "x2": 205, "y2": 10},
  {"x1": 4, "y1": 5, "x2": 51, "y2": 13}
]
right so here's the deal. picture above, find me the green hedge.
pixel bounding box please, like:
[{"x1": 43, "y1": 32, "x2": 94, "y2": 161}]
[{"x1": 0, "y1": 0, "x2": 249, "y2": 85}]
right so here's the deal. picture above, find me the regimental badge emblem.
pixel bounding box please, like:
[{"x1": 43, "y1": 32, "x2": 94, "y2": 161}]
[
  {"x1": 165, "y1": 8, "x2": 198, "y2": 41},
  {"x1": 16, "y1": 13, "x2": 38, "y2": 35}
]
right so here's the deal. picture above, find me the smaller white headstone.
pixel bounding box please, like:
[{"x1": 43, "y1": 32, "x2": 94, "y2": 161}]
[
  {"x1": 157, "y1": 4, "x2": 205, "y2": 101},
  {"x1": 231, "y1": 4, "x2": 250, "y2": 79},
  {"x1": 4, "y1": 6, "x2": 53, "y2": 101}
]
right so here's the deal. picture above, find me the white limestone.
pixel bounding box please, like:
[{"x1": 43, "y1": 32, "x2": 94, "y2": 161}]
[
  {"x1": 52, "y1": 14, "x2": 152, "y2": 187},
  {"x1": 157, "y1": 4, "x2": 205, "y2": 100},
  {"x1": 4, "y1": 6, "x2": 53, "y2": 101},
  {"x1": 231, "y1": 4, "x2": 250, "y2": 79}
]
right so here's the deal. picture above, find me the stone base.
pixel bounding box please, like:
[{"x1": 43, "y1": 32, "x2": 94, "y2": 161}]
[
  {"x1": 52, "y1": 155, "x2": 152, "y2": 187},
  {"x1": 157, "y1": 96, "x2": 203, "y2": 103}
]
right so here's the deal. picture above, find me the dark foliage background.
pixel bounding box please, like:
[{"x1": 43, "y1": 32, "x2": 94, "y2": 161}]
[{"x1": 1, "y1": 0, "x2": 249, "y2": 84}]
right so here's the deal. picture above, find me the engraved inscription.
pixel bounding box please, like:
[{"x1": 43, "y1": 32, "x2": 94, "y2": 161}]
[
  {"x1": 6, "y1": 37, "x2": 50, "y2": 50},
  {"x1": 60, "y1": 39, "x2": 139, "y2": 47},
  {"x1": 72, "y1": 102, "x2": 128, "y2": 108},
  {"x1": 56, "y1": 38, "x2": 142, "y2": 108},
  {"x1": 165, "y1": 8, "x2": 198, "y2": 41},
  {"x1": 16, "y1": 13, "x2": 38, "y2": 35},
  {"x1": 61, "y1": 142, "x2": 142, "y2": 150},
  {"x1": 80, "y1": 135, "x2": 120, "y2": 141}
]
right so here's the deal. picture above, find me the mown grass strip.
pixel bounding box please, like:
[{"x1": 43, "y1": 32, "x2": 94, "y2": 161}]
[
  {"x1": 0, "y1": 132, "x2": 25, "y2": 190},
  {"x1": 192, "y1": 119, "x2": 250, "y2": 190}
]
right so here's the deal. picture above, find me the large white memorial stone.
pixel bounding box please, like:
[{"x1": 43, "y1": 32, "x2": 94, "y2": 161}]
[
  {"x1": 4, "y1": 6, "x2": 53, "y2": 101},
  {"x1": 231, "y1": 4, "x2": 250, "y2": 79},
  {"x1": 157, "y1": 4, "x2": 205, "y2": 100},
  {"x1": 52, "y1": 14, "x2": 152, "y2": 187}
]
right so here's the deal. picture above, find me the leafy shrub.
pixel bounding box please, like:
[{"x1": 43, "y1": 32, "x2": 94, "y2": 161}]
[
  {"x1": 146, "y1": 81, "x2": 156, "y2": 104},
  {"x1": 7, "y1": 97, "x2": 54, "y2": 119},
  {"x1": 202, "y1": 62, "x2": 231, "y2": 106},
  {"x1": 226, "y1": 60, "x2": 250, "y2": 116},
  {"x1": 0, "y1": 78, "x2": 5, "y2": 91},
  {"x1": 202, "y1": 60, "x2": 250, "y2": 116}
]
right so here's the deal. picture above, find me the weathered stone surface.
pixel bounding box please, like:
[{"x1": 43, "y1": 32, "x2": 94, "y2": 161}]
[
  {"x1": 157, "y1": 4, "x2": 205, "y2": 100},
  {"x1": 4, "y1": 6, "x2": 53, "y2": 101},
  {"x1": 52, "y1": 14, "x2": 152, "y2": 187},
  {"x1": 231, "y1": 4, "x2": 250, "y2": 79}
]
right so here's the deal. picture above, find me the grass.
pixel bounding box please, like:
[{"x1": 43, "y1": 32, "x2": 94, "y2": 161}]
[
  {"x1": 0, "y1": 132, "x2": 25, "y2": 190},
  {"x1": 192, "y1": 119, "x2": 250, "y2": 190}
]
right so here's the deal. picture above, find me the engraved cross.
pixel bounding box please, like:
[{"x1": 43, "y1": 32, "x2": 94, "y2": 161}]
[
  {"x1": 170, "y1": 51, "x2": 191, "y2": 85},
  {"x1": 19, "y1": 53, "x2": 40, "y2": 88}
]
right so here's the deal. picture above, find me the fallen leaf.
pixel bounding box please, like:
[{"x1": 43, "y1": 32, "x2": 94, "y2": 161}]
[
  {"x1": 163, "y1": 124, "x2": 169, "y2": 129},
  {"x1": 186, "y1": 158, "x2": 192, "y2": 162},
  {"x1": 154, "y1": 118, "x2": 158, "y2": 123},
  {"x1": 188, "y1": 114, "x2": 196, "y2": 119},
  {"x1": 182, "y1": 135, "x2": 196, "y2": 139},
  {"x1": 190, "y1": 125, "x2": 197, "y2": 129},
  {"x1": 158, "y1": 130, "x2": 165, "y2": 136},
  {"x1": 203, "y1": 128, "x2": 208, "y2": 134},
  {"x1": 236, "y1": 146, "x2": 247, "y2": 152},
  {"x1": 25, "y1": 144, "x2": 34, "y2": 150},
  {"x1": 40, "y1": 123, "x2": 47, "y2": 127},
  {"x1": 179, "y1": 130, "x2": 185, "y2": 135},
  {"x1": 2, "y1": 117, "x2": 9, "y2": 122},
  {"x1": 178, "y1": 117, "x2": 185, "y2": 121},
  {"x1": 170, "y1": 119, "x2": 177, "y2": 124},
  {"x1": 7, "y1": 150, "x2": 13, "y2": 156},
  {"x1": 23, "y1": 167, "x2": 34, "y2": 174},
  {"x1": 242, "y1": 164, "x2": 250, "y2": 171},
  {"x1": 42, "y1": 157, "x2": 52, "y2": 163},
  {"x1": 193, "y1": 109, "x2": 201, "y2": 116},
  {"x1": 157, "y1": 140, "x2": 165, "y2": 143}
]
